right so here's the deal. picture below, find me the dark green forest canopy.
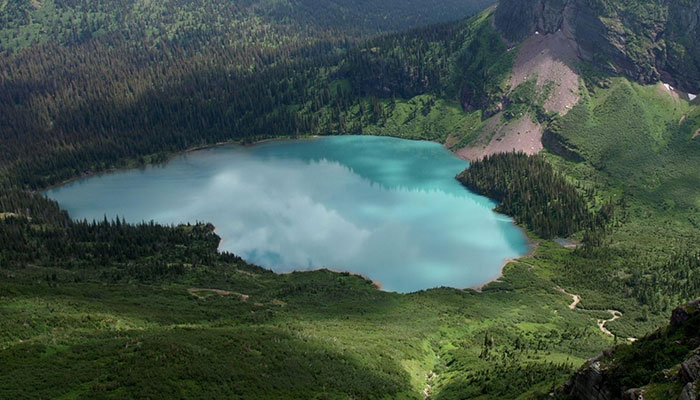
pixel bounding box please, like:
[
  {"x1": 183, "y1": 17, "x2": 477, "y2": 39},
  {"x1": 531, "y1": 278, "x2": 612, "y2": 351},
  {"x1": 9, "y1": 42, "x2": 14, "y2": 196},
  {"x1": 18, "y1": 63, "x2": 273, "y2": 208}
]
[
  {"x1": 456, "y1": 153, "x2": 614, "y2": 239},
  {"x1": 1, "y1": 0, "x2": 700, "y2": 398},
  {"x1": 0, "y1": 6, "x2": 512, "y2": 189},
  {"x1": 0, "y1": 0, "x2": 495, "y2": 52}
]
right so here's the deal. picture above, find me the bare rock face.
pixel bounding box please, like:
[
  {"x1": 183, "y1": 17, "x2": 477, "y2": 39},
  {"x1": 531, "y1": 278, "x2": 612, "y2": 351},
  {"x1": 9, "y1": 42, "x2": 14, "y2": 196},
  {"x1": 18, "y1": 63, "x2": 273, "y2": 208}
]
[
  {"x1": 680, "y1": 382, "x2": 697, "y2": 400},
  {"x1": 494, "y1": 0, "x2": 700, "y2": 93},
  {"x1": 495, "y1": 0, "x2": 568, "y2": 42},
  {"x1": 563, "y1": 353, "x2": 616, "y2": 400},
  {"x1": 672, "y1": 300, "x2": 700, "y2": 328},
  {"x1": 664, "y1": 1, "x2": 700, "y2": 92},
  {"x1": 494, "y1": 0, "x2": 541, "y2": 42},
  {"x1": 622, "y1": 388, "x2": 644, "y2": 400},
  {"x1": 680, "y1": 351, "x2": 700, "y2": 384}
]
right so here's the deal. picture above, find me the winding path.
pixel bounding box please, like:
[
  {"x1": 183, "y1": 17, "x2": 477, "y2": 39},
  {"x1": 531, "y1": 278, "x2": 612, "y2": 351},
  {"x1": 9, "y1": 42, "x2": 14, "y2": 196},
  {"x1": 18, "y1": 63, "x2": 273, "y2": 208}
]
[
  {"x1": 555, "y1": 285, "x2": 636, "y2": 342},
  {"x1": 423, "y1": 370, "x2": 435, "y2": 399},
  {"x1": 556, "y1": 286, "x2": 580, "y2": 310},
  {"x1": 597, "y1": 310, "x2": 621, "y2": 337}
]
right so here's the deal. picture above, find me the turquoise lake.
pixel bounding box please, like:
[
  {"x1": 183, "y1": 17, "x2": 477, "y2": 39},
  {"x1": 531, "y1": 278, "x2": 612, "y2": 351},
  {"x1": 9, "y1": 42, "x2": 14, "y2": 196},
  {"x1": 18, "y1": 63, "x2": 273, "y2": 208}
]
[{"x1": 45, "y1": 136, "x2": 529, "y2": 292}]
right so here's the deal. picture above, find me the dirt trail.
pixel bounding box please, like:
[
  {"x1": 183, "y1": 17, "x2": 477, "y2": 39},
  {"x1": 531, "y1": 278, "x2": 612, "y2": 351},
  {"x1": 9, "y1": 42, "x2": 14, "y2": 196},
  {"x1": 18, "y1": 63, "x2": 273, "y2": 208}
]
[
  {"x1": 478, "y1": 259, "x2": 637, "y2": 341},
  {"x1": 597, "y1": 310, "x2": 636, "y2": 341},
  {"x1": 554, "y1": 287, "x2": 638, "y2": 342},
  {"x1": 556, "y1": 286, "x2": 580, "y2": 310},
  {"x1": 188, "y1": 288, "x2": 249, "y2": 301},
  {"x1": 423, "y1": 370, "x2": 435, "y2": 399},
  {"x1": 597, "y1": 310, "x2": 622, "y2": 337}
]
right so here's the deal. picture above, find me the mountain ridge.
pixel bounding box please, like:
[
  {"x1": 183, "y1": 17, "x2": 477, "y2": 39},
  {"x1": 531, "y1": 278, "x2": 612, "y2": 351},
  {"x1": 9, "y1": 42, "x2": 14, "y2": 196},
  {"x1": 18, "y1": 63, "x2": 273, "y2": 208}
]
[{"x1": 494, "y1": 0, "x2": 700, "y2": 94}]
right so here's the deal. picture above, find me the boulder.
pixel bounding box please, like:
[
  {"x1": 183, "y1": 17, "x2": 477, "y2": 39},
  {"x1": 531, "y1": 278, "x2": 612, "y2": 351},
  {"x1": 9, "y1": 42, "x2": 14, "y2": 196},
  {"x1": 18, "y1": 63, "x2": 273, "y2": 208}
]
[
  {"x1": 680, "y1": 382, "x2": 697, "y2": 400},
  {"x1": 622, "y1": 388, "x2": 643, "y2": 400},
  {"x1": 680, "y1": 352, "x2": 700, "y2": 384},
  {"x1": 671, "y1": 299, "x2": 700, "y2": 328},
  {"x1": 563, "y1": 353, "x2": 616, "y2": 400}
]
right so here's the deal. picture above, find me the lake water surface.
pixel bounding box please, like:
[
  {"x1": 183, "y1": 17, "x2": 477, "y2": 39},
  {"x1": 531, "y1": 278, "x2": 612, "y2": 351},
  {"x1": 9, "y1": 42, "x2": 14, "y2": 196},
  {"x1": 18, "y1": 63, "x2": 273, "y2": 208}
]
[{"x1": 45, "y1": 136, "x2": 528, "y2": 292}]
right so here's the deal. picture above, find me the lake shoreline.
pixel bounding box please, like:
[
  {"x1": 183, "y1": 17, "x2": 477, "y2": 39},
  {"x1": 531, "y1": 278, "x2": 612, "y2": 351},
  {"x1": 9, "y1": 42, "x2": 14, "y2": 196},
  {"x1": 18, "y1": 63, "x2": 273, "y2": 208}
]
[
  {"x1": 193, "y1": 135, "x2": 536, "y2": 294},
  {"x1": 42, "y1": 133, "x2": 535, "y2": 294},
  {"x1": 469, "y1": 230, "x2": 537, "y2": 293},
  {"x1": 40, "y1": 135, "x2": 321, "y2": 193}
]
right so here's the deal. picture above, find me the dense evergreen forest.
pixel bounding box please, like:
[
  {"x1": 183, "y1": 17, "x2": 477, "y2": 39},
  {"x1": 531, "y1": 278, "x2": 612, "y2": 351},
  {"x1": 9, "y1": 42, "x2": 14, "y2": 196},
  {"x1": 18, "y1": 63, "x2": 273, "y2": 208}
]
[
  {"x1": 0, "y1": 0, "x2": 495, "y2": 52},
  {"x1": 2, "y1": 0, "x2": 700, "y2": 398},
  {"x1": 0, "y1": 190, "x2": 226, "y2": 280},
  {"x1": 0, "y1": 0, "x2": 501, "y2": 189},
  {"x1": 456, "y1": 153, "x2": 614, "y2": 239}
]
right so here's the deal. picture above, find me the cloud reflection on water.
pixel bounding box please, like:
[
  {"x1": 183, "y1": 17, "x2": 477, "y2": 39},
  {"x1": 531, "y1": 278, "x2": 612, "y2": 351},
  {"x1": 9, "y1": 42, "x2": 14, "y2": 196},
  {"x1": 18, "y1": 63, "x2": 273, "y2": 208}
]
[{"x1": 45, "y1": 136, "x2": 528, "y2": 292}]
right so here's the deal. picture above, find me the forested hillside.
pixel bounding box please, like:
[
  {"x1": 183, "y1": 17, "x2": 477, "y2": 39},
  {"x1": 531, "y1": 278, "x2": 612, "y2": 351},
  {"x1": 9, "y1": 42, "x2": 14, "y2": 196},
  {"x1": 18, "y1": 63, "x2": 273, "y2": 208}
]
[
  {"x1": 0, "y1": 0, "x2": 494, "y2": 52},
  {"x1": 457, "y1": 153, "x2": 614, "y2": 239},
  {"x1": 2, "y1": 0, "x2": 700, "y2": 398},
  {"x1": 0, "y1": 4, "x2": 511, "y2": 189}
]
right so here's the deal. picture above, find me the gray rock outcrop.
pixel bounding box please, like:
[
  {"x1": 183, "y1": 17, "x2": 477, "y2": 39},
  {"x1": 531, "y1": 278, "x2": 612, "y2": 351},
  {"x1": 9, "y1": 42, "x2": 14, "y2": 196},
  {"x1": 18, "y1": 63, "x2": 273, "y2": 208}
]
[
  {"x1": 680, "y1": 351, "x2": 700, "y2": 384},
  {"x1": 672, "y1": 300, "x2": 700, "y2": 328},
  {"x1": 494, "y1": 0, "x2": 700, "y2": 93},
  {"x1": 680, "y1": 382, "x2": 697, "y2": 400},
  {"x1": 561, "y1": 299, "x2": 700, "y2": 400}
]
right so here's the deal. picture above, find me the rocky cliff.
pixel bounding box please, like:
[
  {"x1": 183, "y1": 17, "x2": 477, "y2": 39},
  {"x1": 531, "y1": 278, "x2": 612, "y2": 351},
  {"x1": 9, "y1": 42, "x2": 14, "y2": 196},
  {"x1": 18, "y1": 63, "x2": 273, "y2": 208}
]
[
  {"x1": 495, "y1": 0, "x2": 700, "y2": 93},
  {"x1": 559, "y1": 299, "x2": 700, "y2": 400}
]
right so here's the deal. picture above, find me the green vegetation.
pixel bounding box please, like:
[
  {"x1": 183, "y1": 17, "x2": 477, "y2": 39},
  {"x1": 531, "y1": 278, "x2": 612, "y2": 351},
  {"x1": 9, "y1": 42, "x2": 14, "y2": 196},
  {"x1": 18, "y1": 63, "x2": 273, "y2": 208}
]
[
  {"x1": 0, "y1": 0, "x2": 495, "y2": 53},
  {"x1": 358, "y1": 95, "x2": 483, "y2": 143},
  {"x1": 0, "y1": 189, "x2": 614, "y2": 399},
  {"x1": 1, "y1": 0, "x2": 700, "y2": 398},
  {"x1": 457, "y1": 152, "x2": 614, "y2": 239},
  {"x1": 0, "y1": 6, "x2": 512, "y2": 189},
  {"x1": 552, "y1": 79, "x2": 700, "y2": 211},
  {"x1": 555, "y1": 299, "x2": 700, "y2": 399},
  {"x1": 503, "y1": 78, "x2": 554, "y2": 124},
  {"x1": 544, "y1": 77, "x2": 700, "y2": 316}
]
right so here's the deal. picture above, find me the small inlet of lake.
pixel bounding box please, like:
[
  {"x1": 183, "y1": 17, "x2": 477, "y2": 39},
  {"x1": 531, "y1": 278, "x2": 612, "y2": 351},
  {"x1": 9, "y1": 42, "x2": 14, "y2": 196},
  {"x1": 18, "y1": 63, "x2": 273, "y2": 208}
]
[{"x1": 45, "y1": 136, "x2": 529, "y2": 292}]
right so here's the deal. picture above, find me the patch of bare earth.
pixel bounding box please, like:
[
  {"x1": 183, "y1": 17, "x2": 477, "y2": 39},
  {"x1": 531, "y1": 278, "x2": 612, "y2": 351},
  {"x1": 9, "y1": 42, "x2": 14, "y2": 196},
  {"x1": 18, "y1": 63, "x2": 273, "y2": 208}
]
[
  {"x1": 556, "y1": 286, "x2": 581, "y2": 310},
  {"x1": 457, "y1": 30, "x2": 581, "y2": 160},
  {"x1": 694, "y1": 129, "x2": 700, "y2": 139},
  {"x1": 511, "y1": 31, "x2": 580, "y2": 115},
  {"x1": 457, "y1": 114, "x2": 542, "y2": 161},
  {"x1": 0, "y1": 212, "x2": 19, "y2": 220},
  {"x1": 188, "y1": 288, "x2": 249, "y2": 301}
]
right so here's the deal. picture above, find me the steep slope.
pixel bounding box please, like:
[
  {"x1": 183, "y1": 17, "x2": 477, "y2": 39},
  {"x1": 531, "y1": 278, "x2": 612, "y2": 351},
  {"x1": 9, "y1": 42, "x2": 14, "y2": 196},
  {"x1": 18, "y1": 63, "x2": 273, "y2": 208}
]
[
  {"x1": 495, "y1": 0, "x2": 700, "y2": 93},
  {"x1": 0, "y1": 0, "x2": 495, "y2": 53},
  {"x1": 0, "y1": 7, "x2": 514, "y2": 188},
  {"x1": 559, "y1": 299, "x2": 700, "y2": 400},
  {"x1": 461, "y1": 0, "x2": 700, "y2": 160},
  {"x1": 456, "y1": 29, "x2": 581, "y2": 160}
]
